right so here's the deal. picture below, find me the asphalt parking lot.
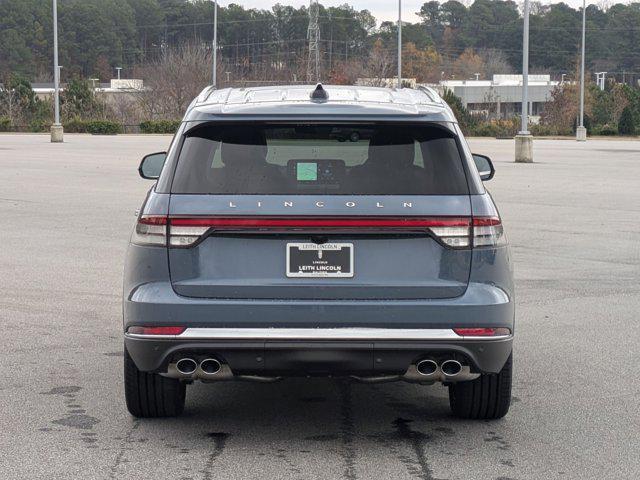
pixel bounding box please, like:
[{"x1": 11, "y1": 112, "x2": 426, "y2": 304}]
[{"x1": 1, "y1": 134, "x2": 638, "y2": 480}]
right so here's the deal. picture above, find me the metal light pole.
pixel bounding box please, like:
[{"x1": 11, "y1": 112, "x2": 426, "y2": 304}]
[
  {"x1": 212, "y1": 0, "x2": 218, "y2": 87},
  {"x1": 576, "y1": 0, "x2": 587, "y2": 141},
  {"x1": 520, "y1": 0, "x2": 530, "y2": 136},
  {"x1": 50, "y1": 0, "x2": 63, "y2": 142},
  {"x1": 115, "y1": 67, "x2": 122, "y2": 80},
  {"x1": 515, "y1": 0, "x2": 533, "y2": 162},
  {"x1": 397, "y1": 0, "x2": 402, "y2": 88}
]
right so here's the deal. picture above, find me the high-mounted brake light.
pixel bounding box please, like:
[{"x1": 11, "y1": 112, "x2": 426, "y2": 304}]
[
  {"x1": 127, "y1": 326, "x2": 186, "y2": 335},
  {"x1": 453, "y1": 328, "x2": 511, "y2": 337},
  {"x1": 131, "y1": 215, "x2": 167, "y2": 246}
]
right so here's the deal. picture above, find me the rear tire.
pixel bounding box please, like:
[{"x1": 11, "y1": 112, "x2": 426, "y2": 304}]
[
  {"x1": 124, "y1": 347, "x2": 186, "y2": 418},
  {"x1": 448, "y1": 353, "x2": 512, "y2": 420}
]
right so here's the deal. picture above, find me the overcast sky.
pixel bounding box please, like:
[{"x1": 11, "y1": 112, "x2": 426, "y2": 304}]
[{"x1": 217, "y1": 1, "x2": 600, "y2": 24}]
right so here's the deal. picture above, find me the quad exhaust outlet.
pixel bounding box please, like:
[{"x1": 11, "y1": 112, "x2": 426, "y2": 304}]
[{"x1": 168, "y1": 355, "x2": 476, "y2": 384}]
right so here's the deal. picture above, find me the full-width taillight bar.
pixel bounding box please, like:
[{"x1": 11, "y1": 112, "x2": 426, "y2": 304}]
[
  {"x1": 170, "y1": 216, "x2": 471, "y2": 228},
  {"x1": 168, "y1": 216, "x2": 472, "y2": 248},
  {"x1": 131, "y1": 215, "x2": 505, "y2": 248}
]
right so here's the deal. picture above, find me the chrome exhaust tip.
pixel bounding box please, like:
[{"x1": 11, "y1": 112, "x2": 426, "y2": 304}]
[
  {"x1": 441, "y1": 360, "x2": 463, "y2": 377},
  {"x1": 200, "y1": 358, "x2": 222, "y2": 375},
  {"x1": 416, "y1": 359, "x2": 438, "y2": 376},
  {"x1": 175, "y1": 358, "x2": 198, "y2": 375}
]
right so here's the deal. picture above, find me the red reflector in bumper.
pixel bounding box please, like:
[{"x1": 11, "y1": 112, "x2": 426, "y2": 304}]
[
  {"x1": 128, "y1": 326, "x2": 186, "y2": 335},
  {"x1": 453, "y1": 327, "x2": 511, "y2": 337}
]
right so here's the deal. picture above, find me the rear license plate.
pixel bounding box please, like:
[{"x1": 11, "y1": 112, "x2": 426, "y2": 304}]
[{"x1": 286, "y1": 243, "x2": 354, "y2": 278}]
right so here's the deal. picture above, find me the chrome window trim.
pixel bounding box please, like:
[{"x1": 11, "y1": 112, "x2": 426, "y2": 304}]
[{"x1": 125, "y1": 327, "x2": 511, "y2": 341}]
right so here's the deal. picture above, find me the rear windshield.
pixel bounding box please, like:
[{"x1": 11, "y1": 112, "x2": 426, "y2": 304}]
[{"x1": 171, "y1": 123, "x2": 469, "y2": 195}]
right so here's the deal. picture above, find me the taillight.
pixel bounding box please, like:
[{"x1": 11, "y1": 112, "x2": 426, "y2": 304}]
[
  {"x1": 430, "y1": 225, "x2": 471, "y2": 248},
  {"x1": 453, "y1": 327, "x2": 511, "y2": 337},
  {"x1": 131, "y1": 215, "x2": 167, "y2": 246},
  {"x1": 127, "y1": 326, "x2": 186, "y2": 335},
  {"x1": 472, "y1": 217, "x2": 507, "y2": 247}
]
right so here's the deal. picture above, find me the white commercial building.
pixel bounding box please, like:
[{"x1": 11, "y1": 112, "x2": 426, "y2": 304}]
[{"x1": 435, "y1": 74, "x2": 560, "y2": 121}]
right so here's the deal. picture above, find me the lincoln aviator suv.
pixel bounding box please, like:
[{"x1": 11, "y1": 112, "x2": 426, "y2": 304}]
[{"x1": 124, "y1": 84, "x2": 514, "y2": 420}]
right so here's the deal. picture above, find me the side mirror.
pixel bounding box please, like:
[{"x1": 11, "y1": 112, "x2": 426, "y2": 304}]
[
  {"x1": 472, "y1": 154, "x2": 495, "y2": 181},
  {"x1": 138, "y1": 152, "x2": 167, "y2": 180}
]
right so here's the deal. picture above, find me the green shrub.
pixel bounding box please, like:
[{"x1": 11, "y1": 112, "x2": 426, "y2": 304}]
[
  {"x1": 469, "y1": 118, "x2": 519, "y2": 138},
  {"x1": 0, "y1": 117, "x2": 11, "y2": 132},
  {"x1": 530, "y1": 123, "x2": 572, "y2": 136},
  {"x1": 441, "y1": 89, "x2": 477, "y2": 134},
  {"x1": 28, "y1": 120, "x2": 48, "y2": 132},
  {"x1": 530, "y1": 124, "x2": 555, "y2": 136},
  {"x1": 85, "y1": 120, "x2": 122, "y2": 135},
  {"x1": 618, "y1": 106, "x2": 636, "y2": 135},
  {"x1": 592, "y1": 124, "x2": 618, "y2": 136},
  {"x1": 139, "y1": 120, "x2": 181, "y2": 134},
  {"x1": 64, "y1": 118, "x2": 88, "y2": 133}
]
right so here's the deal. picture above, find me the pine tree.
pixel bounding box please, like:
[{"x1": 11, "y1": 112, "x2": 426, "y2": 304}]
[{"x1": 618, "y1": 106, "x2": 636, "y2": 135}]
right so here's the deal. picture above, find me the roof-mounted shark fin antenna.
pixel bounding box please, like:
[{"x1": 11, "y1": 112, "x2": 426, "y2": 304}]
[{"x1": 310, "y1": 83, "x2": 329, "y2": 102}]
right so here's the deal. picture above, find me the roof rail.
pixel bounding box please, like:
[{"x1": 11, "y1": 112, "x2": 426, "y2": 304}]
[
  {"x1": 196, "y1": 85, "x2": 217, "y2": 104},
  {"x1": 417, "y1": 85, "x2": 442, "y2": 104}
]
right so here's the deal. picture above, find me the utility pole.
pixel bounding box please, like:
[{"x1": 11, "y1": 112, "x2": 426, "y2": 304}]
[
  {"x1": 50, "y1": 0, "x2": 63, "y2": 142},
  {"x1": 307, "y1": 0, "x2": 320, "y2": 83},
  {"x1": 115, "y1": 67, "x2": 122, "y2": 80},
  {"x1": 576, "y1": 0, "x2": 587, "y2": 141},
  {"x1": 397, "y1": 0, "x2": 402, "y2": 88},
  {"x1": 515, "y1": 0, "x2": 533, "y2": 162},
  {"x1": 212, "y1": 0, "x2": 218, "y2": 87}
]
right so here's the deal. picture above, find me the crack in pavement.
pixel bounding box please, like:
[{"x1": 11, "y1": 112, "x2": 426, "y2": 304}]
[
  {"x1": 108, "y1": 420, "x2": 140, "y2": 479},
  {"x1": 202, "y1": 432, "x2": 228, "y2": 480},
  {"x1": 338, "y1": 380, "x2": 357, "y2": 480}
]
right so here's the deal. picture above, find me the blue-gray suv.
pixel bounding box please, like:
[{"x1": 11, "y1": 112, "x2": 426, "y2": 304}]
[{"x1": 124, "y1": 84, "x2": 514, "y2": 420}]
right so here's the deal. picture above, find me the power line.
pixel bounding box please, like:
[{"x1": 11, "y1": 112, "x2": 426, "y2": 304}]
[{"x1": 136, "y1": 14, "x2": 362, "y2": 30}]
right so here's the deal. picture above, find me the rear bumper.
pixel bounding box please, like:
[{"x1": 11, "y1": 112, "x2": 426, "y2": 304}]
[
  {"x1": 124, "y1": 280, "x2": 514, "y2": 376},
  {"x1": 125, "y1": 327, "x2": 513, "y2": 375},
  {"x1": 124, "y1": 281, "x2": 513, "y2": 329}
]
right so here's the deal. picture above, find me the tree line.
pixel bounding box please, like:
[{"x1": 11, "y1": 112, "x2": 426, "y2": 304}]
[{"x1": 1, "y1": 0, "x2": 640, "y2": 83}]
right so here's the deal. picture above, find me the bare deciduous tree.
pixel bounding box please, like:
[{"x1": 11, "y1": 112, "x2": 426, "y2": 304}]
[
  {"x1": 136, "y1": 44, "x2": 212, "y2": 119},
  {"x1": 478, "y1": 49, "x2": 513, "y2": 78},
  {"x1": 360, "y1": 39, "x2": 395, "y2": 87}
]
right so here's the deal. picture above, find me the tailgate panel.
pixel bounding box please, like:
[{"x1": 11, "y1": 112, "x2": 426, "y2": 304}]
[
  {"x1": 170, "y1": 235, "x2": 470, "y2": 299},
  {"x1": 168, "y1": 195, "x2": 473, "y2": 301}
]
